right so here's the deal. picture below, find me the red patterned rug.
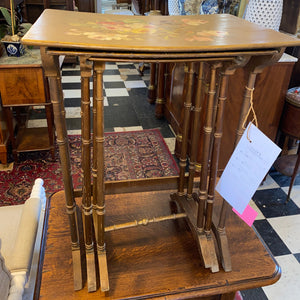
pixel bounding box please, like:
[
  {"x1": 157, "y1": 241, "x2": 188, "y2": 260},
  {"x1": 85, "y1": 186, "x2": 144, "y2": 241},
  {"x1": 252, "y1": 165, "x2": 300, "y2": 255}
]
[{"x1": 0, "y1": 129, "x2": 178, "y2": 206}]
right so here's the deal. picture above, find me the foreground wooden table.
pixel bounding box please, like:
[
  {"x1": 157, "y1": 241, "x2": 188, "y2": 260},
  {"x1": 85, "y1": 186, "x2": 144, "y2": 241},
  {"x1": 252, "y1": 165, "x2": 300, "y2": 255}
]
[
  {"x1": 22, "y1": 9, "x2": 300, "y2": 297},
  {"x1": 36, "y1": 190, "x2": 280, "y2": 299}
]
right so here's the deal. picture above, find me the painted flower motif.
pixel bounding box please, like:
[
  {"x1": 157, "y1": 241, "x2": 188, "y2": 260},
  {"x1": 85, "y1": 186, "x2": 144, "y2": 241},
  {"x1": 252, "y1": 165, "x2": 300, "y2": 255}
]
[
  {"x1": 185, "y1": 36, "x2": 213, "y2": 42},
  {"x1": 67, "y1": 30, "x2": 129, "y2": 41},
  {"x1": 181, "y1": 18, "x2": 208, "y2": 26},
  {"x1": 185, "y1": 30, "x2": 228, "y2": 42},
  {"x1": 197, "y1": 30, "x2": 228, "y2": 37},
  {"x1": 67, "y1": 28, "x2": 83, "y2": 36},
  {"x1": 68, "y1": 19, "x2": 158, "y2": 40},
  {"x1": 83, "y1": 32, "x2": 129, "y2": 41}
]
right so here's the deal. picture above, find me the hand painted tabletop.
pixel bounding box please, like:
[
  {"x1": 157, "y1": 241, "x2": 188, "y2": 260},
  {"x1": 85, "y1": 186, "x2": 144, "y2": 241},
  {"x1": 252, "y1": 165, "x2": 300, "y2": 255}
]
[{"x1": 22, "y1": 9, "x2": 300, "y2": 53}]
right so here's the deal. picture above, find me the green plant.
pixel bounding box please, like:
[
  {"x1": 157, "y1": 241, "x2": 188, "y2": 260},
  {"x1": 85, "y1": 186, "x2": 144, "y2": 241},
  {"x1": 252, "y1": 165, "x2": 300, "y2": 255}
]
[{"x1": 0, "y1": 0, "x2": 31, "y2": 41}]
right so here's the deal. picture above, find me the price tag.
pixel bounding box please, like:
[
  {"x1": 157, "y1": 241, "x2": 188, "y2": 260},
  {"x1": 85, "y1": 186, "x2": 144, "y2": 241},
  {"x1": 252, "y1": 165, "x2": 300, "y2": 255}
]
[{"x1": 216, "y1": 123, "x2": 281, "y2": 215}]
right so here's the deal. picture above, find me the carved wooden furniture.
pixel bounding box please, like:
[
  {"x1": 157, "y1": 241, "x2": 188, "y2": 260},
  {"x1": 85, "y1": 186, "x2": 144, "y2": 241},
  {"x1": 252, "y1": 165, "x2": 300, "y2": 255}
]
[
  {"x1": 0, "y1": 49, "x2": 55, "y2": 161},
  {"x1": 22, "y1": 9, "x2": 300, "y2": 295},
  {"x1": 162, "y1": 54, "x2": 297, "y2": 172}
]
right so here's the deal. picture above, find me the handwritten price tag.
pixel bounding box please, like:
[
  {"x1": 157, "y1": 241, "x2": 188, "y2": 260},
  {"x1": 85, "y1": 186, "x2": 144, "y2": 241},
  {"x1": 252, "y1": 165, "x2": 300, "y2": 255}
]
[{"x1": 216, "y1": 123, "x2": 281, "y2": 216}]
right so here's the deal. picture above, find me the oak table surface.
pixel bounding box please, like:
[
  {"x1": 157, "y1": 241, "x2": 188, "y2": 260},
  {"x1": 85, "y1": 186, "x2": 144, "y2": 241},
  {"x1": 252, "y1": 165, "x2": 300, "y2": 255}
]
[{"x1": 37, "y1": 190, "x2": 280, "y2": 300}]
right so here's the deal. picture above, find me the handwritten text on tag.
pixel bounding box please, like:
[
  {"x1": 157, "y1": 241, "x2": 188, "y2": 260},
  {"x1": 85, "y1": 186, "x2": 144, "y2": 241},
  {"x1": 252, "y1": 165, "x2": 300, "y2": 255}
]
[{"x1": 216, "y1": 123, "x2": 281, "y2": 215}]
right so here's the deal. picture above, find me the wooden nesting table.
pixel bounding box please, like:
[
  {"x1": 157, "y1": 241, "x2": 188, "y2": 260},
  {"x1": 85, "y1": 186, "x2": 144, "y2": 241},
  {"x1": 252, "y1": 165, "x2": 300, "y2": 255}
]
[{"x1": 22, "y1": 9, "x2": 300, "y2": 299}]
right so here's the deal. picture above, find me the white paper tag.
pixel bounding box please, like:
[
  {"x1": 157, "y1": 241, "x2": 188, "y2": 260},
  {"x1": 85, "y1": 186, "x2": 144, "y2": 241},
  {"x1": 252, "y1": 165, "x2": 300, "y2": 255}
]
[{"x1": 216, "y1": 123, "x2": 281, "y2": 214}]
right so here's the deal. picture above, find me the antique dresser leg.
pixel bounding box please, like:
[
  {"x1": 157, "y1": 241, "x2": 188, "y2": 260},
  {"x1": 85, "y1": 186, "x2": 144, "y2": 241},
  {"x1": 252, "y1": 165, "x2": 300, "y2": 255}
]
[
  {"x1": 93, "y1": 61, "x2": 110, "y2": 292},
  {"x1": 40, "y1": 47, "x2": 83, "y2": 290},
  {"x1": 80, "y1": 57, "x2": 97, "y2": 292}
]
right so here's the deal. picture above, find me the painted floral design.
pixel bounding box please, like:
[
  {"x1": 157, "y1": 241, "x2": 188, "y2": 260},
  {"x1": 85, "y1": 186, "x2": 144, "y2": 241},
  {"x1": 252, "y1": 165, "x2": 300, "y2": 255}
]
[
  {"x1": 66, "y1": 16, "x2": 228, "y2": 44},
  {"x1": 185, "y1": 30, "x2": 228, "y2": 42},
  {"x1": 181, "y1": 18, "x2": 208, "y2": 26}
]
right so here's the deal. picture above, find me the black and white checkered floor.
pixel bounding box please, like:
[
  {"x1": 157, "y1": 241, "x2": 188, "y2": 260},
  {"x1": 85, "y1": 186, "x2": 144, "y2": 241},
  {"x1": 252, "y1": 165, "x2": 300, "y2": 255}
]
[{"x1": 29, "y1": 62, "x2": 300, "y2": 300}]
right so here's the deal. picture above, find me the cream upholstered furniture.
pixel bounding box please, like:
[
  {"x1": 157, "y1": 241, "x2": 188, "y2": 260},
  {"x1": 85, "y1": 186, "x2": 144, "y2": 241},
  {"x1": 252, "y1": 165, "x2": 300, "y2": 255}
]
[{"x1": 0, "y1": 178, "x2": 46, "y2": 300}]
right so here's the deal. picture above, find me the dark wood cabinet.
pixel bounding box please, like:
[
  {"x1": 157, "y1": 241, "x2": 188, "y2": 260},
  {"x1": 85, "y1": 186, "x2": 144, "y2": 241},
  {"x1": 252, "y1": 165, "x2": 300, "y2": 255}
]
[
  {"x1": 132, "y1": 0, "x2": 168, "y2": 15},
  {"x1": 75, "y1": 0, "x2": 94, "y2": 13},
  {"x1": 25, "y1": 0, "x2": 74, "y2": 24}
]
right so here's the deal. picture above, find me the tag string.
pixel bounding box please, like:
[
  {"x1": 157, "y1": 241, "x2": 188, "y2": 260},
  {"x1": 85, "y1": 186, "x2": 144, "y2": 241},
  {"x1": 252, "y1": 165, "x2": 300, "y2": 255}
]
[{"x1": 241, "y1": 86, "x2": 258, "y2": 142}]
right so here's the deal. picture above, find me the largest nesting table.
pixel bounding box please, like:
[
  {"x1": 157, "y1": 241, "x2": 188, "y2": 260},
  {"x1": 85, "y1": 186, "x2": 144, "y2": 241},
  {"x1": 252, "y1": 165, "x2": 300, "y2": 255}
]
[{"x1": 22, "y1": 9, "x2": 300, "y2": 299}]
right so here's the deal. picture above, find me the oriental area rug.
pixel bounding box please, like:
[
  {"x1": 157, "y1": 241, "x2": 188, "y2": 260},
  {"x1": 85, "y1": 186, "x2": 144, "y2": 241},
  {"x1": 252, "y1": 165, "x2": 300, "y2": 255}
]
[{"x1": 0, "y1": 129, "x2": 178, "y2": 206}]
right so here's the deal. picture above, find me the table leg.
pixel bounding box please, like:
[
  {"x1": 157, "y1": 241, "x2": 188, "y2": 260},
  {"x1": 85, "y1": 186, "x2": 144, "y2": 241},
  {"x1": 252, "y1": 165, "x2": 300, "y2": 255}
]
[
  {"x1": 155, "y1": 63, "x2": 166, "y2": 119},
  {"x1": 45, "y1": 103, "x2": 55, "y2": 160},
  {"x1": 214, "y1": 55, "x2": 278, "y2": 272},
  {"x1": 147, "y1": 63, "x2": 156, "y2": 104},
  {"x1": 80, "y1": 57, "x2": 97, "y2": 292},
  {"x1": 3, "y1": 106, "x2": 17, "y2": 161},
  {"x1": 205, "y1": 71, "x2": 230, "y2": 272},
  {"x1": 178, "y1": 62, "x2": 195, "y2": 196},
  {"x1": 195, "y1": 62, "x2": 222, "y2": 273},
  {"x1": 92, "y1": 68, "x2": 98, "y2": 237},
  {"x1": 187, "y1": 62, "x2": 205, "y2": 199},
  {"x1": 40, "y1": 47, "x2": 83, "y2": 291},
  {"x1": 286, "y1": 146, "x2": 300, "y2": 202},
  {"x1": 93, "y1": 61, "x2": 109, "y2": 292}
]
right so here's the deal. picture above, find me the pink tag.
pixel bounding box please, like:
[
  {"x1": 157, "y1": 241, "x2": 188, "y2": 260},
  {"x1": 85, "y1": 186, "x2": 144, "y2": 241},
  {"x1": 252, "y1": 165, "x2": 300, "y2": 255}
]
[{"x1": 232, "y1": 205, "x2": 258, "y2": 227}]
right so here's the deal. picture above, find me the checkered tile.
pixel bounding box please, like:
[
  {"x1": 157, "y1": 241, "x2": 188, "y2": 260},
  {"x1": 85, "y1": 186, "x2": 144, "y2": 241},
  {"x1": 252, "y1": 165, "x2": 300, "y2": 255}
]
[{"x1": 28, "y1": 61, "x2": 300, "y2": 300}]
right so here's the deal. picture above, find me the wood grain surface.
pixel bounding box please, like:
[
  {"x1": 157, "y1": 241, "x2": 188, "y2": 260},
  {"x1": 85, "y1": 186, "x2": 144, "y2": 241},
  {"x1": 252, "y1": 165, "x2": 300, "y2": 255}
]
[{"x1": 37, "y1": 189, "x2": 280, "y2": 299}]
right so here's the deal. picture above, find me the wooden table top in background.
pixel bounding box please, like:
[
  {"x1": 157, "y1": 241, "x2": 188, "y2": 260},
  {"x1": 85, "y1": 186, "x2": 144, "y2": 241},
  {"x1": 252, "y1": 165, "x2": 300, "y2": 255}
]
[
  {"x1": 37, "y1": 190, "x2": 280, "y2": 299},
  {"x1": 22, "y1": 9, "x2": 300, "y2": 53}
]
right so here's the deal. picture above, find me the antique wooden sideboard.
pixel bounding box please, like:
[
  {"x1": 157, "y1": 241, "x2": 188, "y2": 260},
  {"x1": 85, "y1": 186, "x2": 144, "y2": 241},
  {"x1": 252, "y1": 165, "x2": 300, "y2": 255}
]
[{"x1": 22, "y1": 9, "x2": 300, "y2": 299}]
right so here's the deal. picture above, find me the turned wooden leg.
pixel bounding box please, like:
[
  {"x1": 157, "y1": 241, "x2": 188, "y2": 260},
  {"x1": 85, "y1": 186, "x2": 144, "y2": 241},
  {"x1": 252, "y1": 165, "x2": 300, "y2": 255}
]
[
  {"x1": 213, "y1": 56, "x2": 268, "y2": 272},
  {"x1": 205, "y1": 71, "x2": 230, "y2": 272},
  {"x1": 40, "y1": 47, "x2": 83, "y2": 291},
  {"x1": 45, "y1": 104, "x2": 55, "y2": 160},
  {"x1": 3, "y1": 107, "x2": 17, "y2": 161},
  {"x1": 196, "y1": 62, "x2": 222, "y2": 272},
  {"x1": 148, "y1": 63, "x2": 157, "y2": 104},
  {"x1": 178, "y1": 62, "x2": 195, "y2": 196},
  {"x1": 93, "y1": 61, "x2": 109, "y2": 292},
  {"x1": 187, "y1": 62, "x2": 205, "y2": 199},
  {"x1": 80, "y1": 57, "x2": 97, "y2": 292},
  {"x1": 155, "y1": 63, "x2": 166, "y2": 119},
  {"x1": 92, "y1": 68, "x2": 98, "y2": 238}
]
